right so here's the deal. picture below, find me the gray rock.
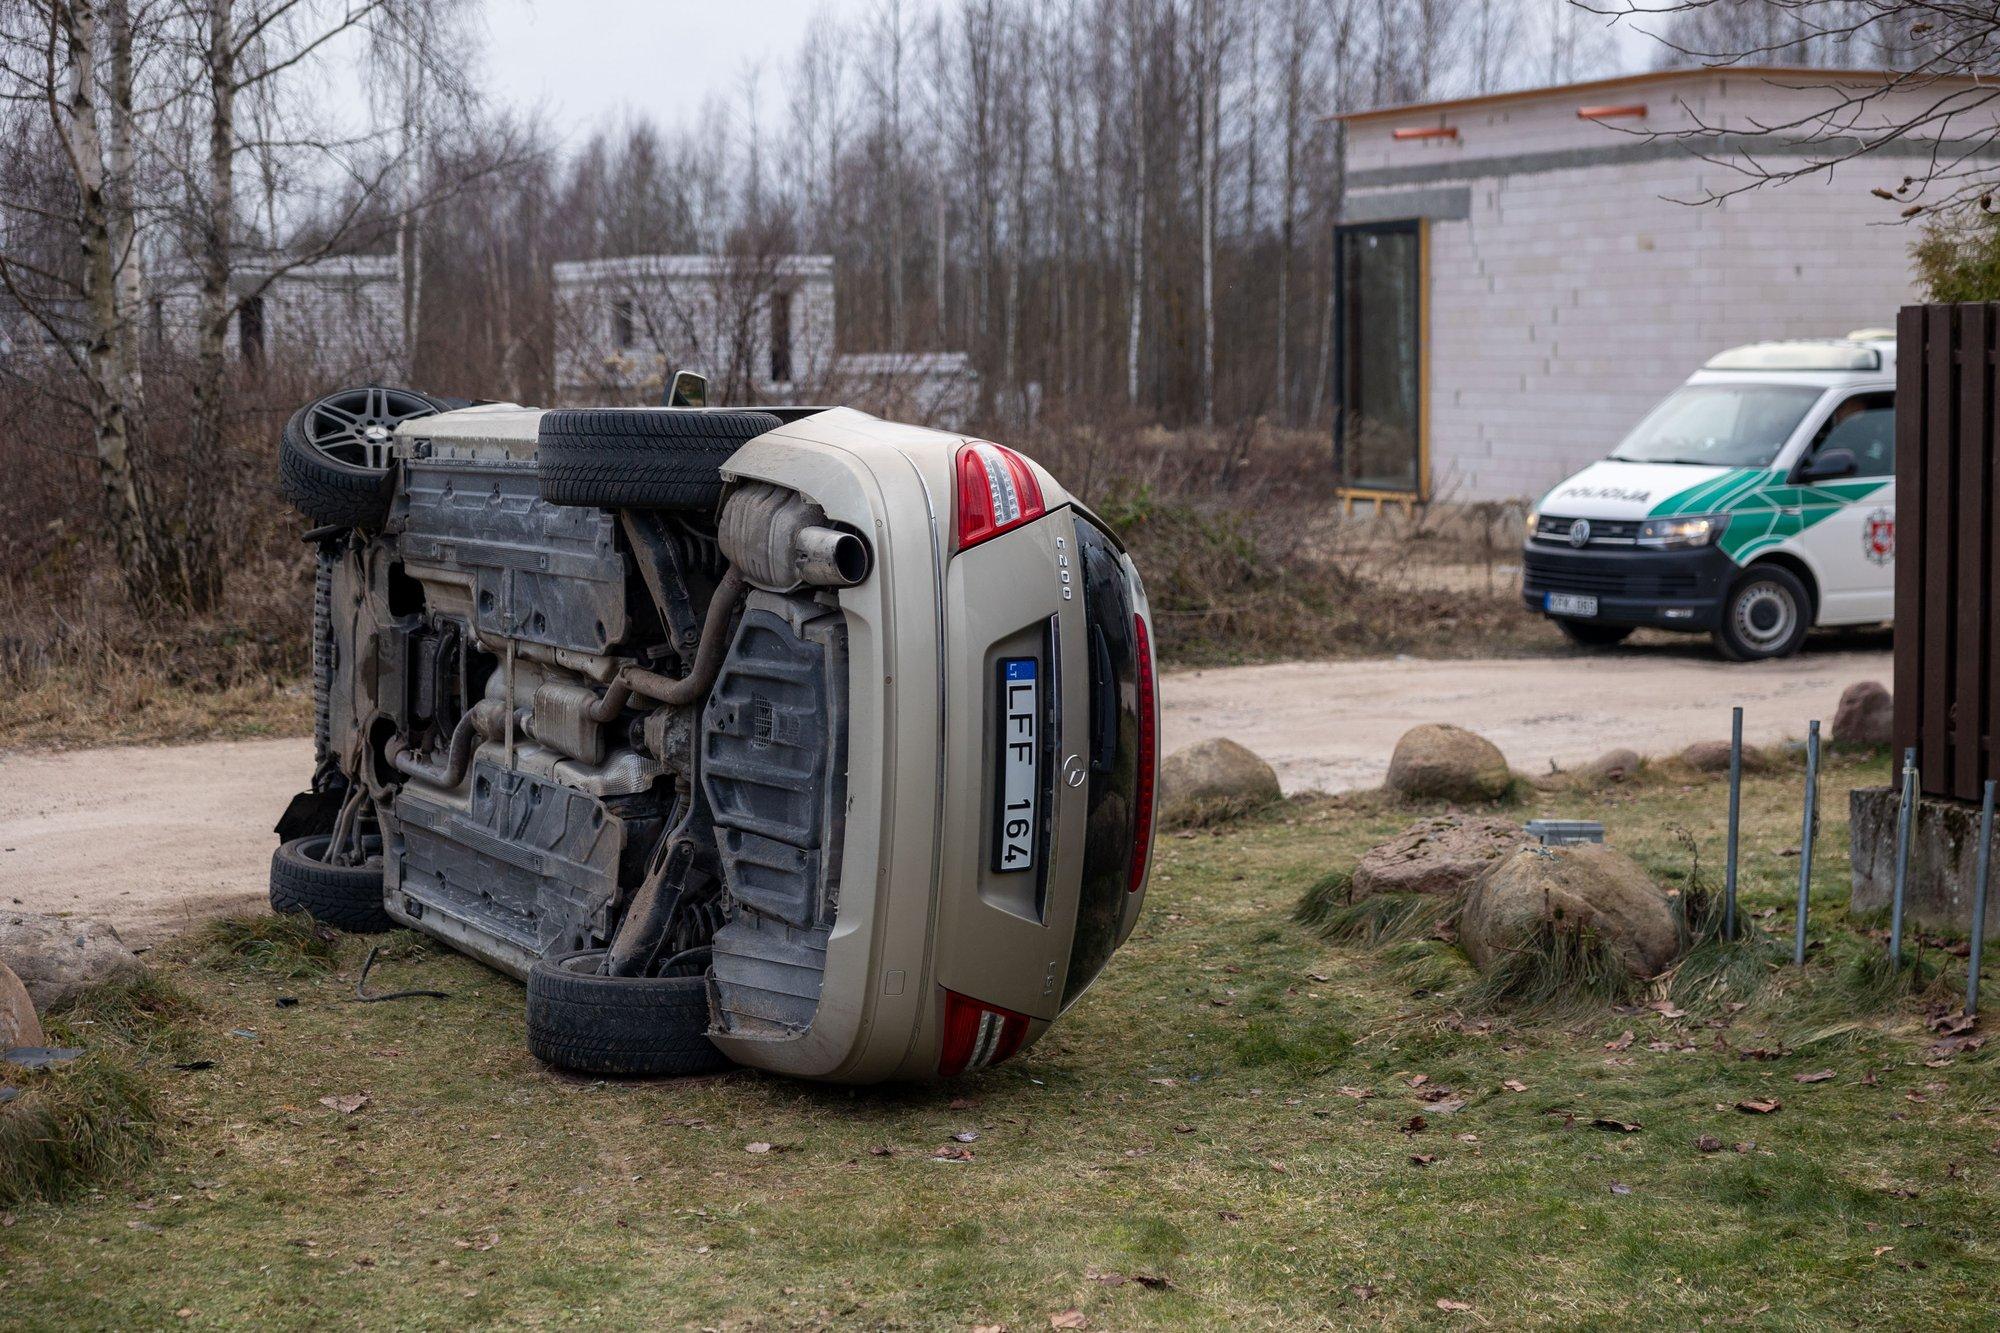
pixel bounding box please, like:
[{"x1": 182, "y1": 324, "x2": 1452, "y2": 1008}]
[
  {"x1": 1158, "y1": 738, "x2": 1282, "y2": 824},
  {"x1": 0, "y1": 911, "x2": 146, "y2": 1010},
  {"x1": 1582, "y1": 748, "x2": 1643, "y2": 782},
  {"x1": 0, "y1": 959, "x2": 43, "y2": 1050},
  {"x1": 1831, "y1": 680, "x2": 1894, "y2": 748},
  {"x1": 1460, "y1": 843, "x2": 1685, "y2": 979},
  {"x1": 1680, "y1": 740, "x2": 1735, "y2": 773},
  {"x1": 1352, "y1": 815, "x2": 1535, "y2": 900},
  {"x1": 1386, "y1": 724, "x2": 1512, "y2": 802}
]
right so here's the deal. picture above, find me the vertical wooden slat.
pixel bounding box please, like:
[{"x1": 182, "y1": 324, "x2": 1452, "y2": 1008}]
[
  {"x1": 1895, "y1": 304, "x2": 1924, "y2": 774},
  {"x1": 1923, "y1": 304, "x2": 1956, "y2": 796},
  {"x1": 1956, "y1": 305, "x2": 1990, "y2": 799},
  {"x1": 1988, "y1": 307, "x2": 2000, "y2": 800}
]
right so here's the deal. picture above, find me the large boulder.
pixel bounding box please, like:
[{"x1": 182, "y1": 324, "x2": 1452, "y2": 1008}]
[
  {"x1": 1460, "y1": 844, "x2": 1684, "y2": 979},
  {"x1": 1352, "y1": 815, "x2": 1535, "y2": 900},
  {"x1": 1385, "y1": 725, "x2": 1512, "y2": 803},
  {"x1": 0, "y1": 912, "x2": 146, "y2": 1010},
  {"x1": 1158, "y1": 738, "x2": 1282, "y2": 824},
  {"x1": 0, "y1": 959, "x2": 43, "y2": 1050},
  {"x1": 1581, "y1": 748, "x2": 1643, "y2": 783},
  {"x1": 1832, "y1": 680, "x2": 1894, "y2": 748}
]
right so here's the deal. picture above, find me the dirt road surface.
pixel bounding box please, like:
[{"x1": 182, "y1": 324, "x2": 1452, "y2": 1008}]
[{"x1": 2, "y1": 646, "x2": 1888, "y2": 942}]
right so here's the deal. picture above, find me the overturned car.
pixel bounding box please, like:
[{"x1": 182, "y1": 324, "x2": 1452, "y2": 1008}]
[{"x1": 269, "y1": 385, "x2": 1157, "y2": 1083}]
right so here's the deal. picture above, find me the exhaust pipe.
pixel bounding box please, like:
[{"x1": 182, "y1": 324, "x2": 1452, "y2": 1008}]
[{"x1": 795, "y1": 526, "x2": 870, "y2": 587}]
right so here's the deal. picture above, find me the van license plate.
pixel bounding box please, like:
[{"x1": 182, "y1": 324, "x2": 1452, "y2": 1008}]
[
  {"x1": 994, "y1": 658, "x2": 1039, "y2": 874},
  {"x1": 1546, "y1": 593, "x2": 1598, "y2": 617}
]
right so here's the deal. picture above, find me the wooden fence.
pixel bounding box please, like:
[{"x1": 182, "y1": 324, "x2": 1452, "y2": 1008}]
[{"x1": 1896, "y1": 303, "x2": 2000, "y2": 803}]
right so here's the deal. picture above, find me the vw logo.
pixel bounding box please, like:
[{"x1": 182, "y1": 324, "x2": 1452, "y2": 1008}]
[{"x1": 1568, "y1": 519, "x2": 1592, "y2": 548}]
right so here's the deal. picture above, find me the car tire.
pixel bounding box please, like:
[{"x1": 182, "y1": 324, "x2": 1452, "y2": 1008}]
[
  {"x1": 525, "y1": 948, "x2": 730, "y2": 1077},
  {"x1": 269, "y1": 834, "x2": 393, "y2": 933},
  {"x1": 535, "y1": 409, "x2": 782, "y2": 510},
  {"x1": 1556, "y1": 620, "x2": 1633, "y2": 649},
  {"x1": 1712, "y1": 565, "x2": 1812, "y2": 662},
  {"x1": 278, "y1": 385, "x2": 449, "y2": 529}
]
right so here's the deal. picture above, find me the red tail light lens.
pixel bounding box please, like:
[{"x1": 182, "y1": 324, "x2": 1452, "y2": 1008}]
[
  {"x1": 1128, "y1": 613, "x2": 1157, "y2": 894},
  {"x1": 954, "y1": 441, "x2": 1046, "y2": 550},
  {"x1": 938, "y1": 988, "x2": 1031, "y2": 1077}
]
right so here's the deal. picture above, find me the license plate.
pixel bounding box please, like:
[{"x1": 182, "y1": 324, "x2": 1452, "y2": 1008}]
[
  {"x1": 1546, "y1": 592, "x2": 1598, "y2": 617},
  {"x1": 993, "y1": 658, "x2": 1039, "y2": 874}
]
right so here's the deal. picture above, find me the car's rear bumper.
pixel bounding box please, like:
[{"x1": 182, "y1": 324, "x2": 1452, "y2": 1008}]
[
  {"x1": 705, "y1": 412, "x2": 1149, "y2": 1083},
  {"x1": 1520, "y1": 542, "x2": 1734, "y2": 631}
]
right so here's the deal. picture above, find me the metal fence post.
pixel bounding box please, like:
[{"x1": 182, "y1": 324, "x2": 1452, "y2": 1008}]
[
  {"x1": 1793, "y1": 721, "x2": 1821, "y2": 967},
  {"x1": 1890, "y1": 747, "x2": 1917, "y2": 967},
  {"x1": 1968, "y1": 780, "x2": 1995, "y2": 1018},
  {"x1": 1725, "y1": 706, "x2": 1743, "y2": 942}
]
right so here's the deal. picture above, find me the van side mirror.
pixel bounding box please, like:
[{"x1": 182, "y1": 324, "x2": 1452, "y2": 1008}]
[
  {"x1": 665, "y1": 370, "x2": 708, "y2": 408},
  {"x1": 1799, "y1": 448, "x2": 1857, "y2": 482}
]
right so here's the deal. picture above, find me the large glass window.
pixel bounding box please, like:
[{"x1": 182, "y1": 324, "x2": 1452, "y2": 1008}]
[
  {"x1": 1610, "y1": 383, "x2": 1824, "y2": 469},
  {"x1": 1335, "y1": 220, "x2": 1423, "y2": 494}
]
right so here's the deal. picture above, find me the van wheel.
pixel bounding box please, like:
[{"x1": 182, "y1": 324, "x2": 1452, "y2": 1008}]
[
  {"x1": 1556, "y1": 620, "x2": 1632, "y2": 649},
  {"x1": 535, "y1": 409, "x2": 782, "y2": 510},
  {"x1": 525, "y1": 949, "x2": 730, "y2": 1077},
  {"x1": 1712, "y1": 566, "x2": 1810, "y2": 661},
  {"x1": 279, "y1": 385, "x2": 448, "y2": 528}
]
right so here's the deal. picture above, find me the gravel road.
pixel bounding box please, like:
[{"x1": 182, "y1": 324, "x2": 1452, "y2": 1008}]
[{"x1": 1, "y1": 645, "x2": 1889, "y2": 942}]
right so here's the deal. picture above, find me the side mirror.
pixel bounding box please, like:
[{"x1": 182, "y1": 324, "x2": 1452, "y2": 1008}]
[
  {"x1": 1799, "y1": 448, "x2": 1857, "y2": 482},
  {"x1": 665, "y1": 370, "x2": 708, "y2": 408}
]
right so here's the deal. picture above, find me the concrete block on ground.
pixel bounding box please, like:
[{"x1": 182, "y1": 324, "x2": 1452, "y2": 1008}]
[{"x1": 1850, "y1": 786, "x2": 2000, "y2": 939}]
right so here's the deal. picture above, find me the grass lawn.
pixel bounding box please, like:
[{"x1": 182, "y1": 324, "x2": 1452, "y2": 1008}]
[{"x1": 3, "y1": 748, "x2": 1997, "y2": 1329}]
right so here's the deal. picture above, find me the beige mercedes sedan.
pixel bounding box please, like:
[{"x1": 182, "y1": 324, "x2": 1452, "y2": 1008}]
[{"x1": 268, "y1": 386, "x2": 1157, "y2": 1083}]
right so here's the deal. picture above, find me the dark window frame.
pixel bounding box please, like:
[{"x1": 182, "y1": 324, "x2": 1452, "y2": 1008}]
[{"x1": 1332, "y1": 217, "x2": 1427, "y2": 501}]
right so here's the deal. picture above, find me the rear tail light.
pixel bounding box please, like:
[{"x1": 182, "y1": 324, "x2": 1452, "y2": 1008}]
[
  {"x1": 1128, "y1": 613, "x2": 1157, "y2": 894},
  {"x1": 938, "y1": 988, "x2": 1031, "y2": 1077},
  {"x1": 954, "y1": 441, "x2": 1046, "y2": 550}
]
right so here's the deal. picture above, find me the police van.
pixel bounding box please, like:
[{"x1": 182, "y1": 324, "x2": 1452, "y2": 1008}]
[{"x1": 1523, "y1": 332, "x2": 1896, "y2": 661}]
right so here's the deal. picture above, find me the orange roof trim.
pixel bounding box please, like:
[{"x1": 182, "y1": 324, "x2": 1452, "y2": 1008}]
[{"x1": 1332, "y1": 65, "x2": 1976, "y2": 125}]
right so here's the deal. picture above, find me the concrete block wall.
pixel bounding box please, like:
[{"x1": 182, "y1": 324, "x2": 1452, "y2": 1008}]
[{"x1": 1342, "y1": 68, "x2": 1975, "y2": 502}]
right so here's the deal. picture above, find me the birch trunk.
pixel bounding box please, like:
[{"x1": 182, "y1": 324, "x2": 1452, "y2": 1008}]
[{"x1": 51, "y1": 0, "x2": 161, "y2": 604}]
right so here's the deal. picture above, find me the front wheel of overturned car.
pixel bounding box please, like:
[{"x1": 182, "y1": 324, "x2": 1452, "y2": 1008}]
[
  {"x1": 1712, "y1": 565, "x2": 1811, "y2": 662},
  {"x1": 269, "y1": 834, "x2": 393, "y2": 933},
  {"x1": 278, "y1": 385, "x2": 449, "y2": 529},
  {"x1": 535, "y1": 409, "x2": 783, "y2": 510},
  {"x1": 525, "y1": 949, "x2": 730, "y2": 1077},
  {"x1": 1555, "y1": 619, "x2": 1633, "y2": 650}
]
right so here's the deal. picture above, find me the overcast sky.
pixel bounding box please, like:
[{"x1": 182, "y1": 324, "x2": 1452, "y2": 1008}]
[
  {"x1": 477, "y1": 0, "x2": 864, "y2": 146},
  {"x1": 473, "y1": 1, "x2": 1657, "y2": 149}
]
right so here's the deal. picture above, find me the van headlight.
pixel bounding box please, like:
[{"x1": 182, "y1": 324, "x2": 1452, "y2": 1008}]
[
  {"x1": 1525, "y1": 508, "x2": 1540, "y2": 543},
  {"x1": 1637, "y1": 514, "x2": 1730, "y2": 549}
]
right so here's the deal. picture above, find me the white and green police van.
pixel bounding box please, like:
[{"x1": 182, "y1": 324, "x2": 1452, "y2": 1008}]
[{"x1": 1524, "y1": 332, "x2": 1897, "y2": 661}]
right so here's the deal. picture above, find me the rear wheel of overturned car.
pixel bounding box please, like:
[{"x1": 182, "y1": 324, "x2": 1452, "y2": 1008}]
[
  {"x1": 269, "y1": 834, "x2": 393, "y2": 933},
  {"x1": 1712, "y1": 565, "x2": 1811, "y2": 662},
  {"x1": 278, "y1": 385, "x2": 449, "y2": 529},
  {"x1": 535, "y1": 409, "x2": 783, "y2": 510},
  {"x1": 1555, "y1": 619, "x2": 1633, "y2": 649},
  {"x1": 525, "y1": 948, "x2": 730, "y2": 1077}
]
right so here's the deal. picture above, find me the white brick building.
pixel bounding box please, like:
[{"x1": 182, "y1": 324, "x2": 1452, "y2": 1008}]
[
  {"x1": 152, "y1": 253, "x2": 405, "y2": 380},
  {"x1": 1333, "y1": 67, "x2": 1995, "y2": 504},
  {"x1": 552, "y1": 254, "x2": 978, "y2": 429},
  {"x1": 553, "y1": 255, "x2": 838, "y2": 405}
]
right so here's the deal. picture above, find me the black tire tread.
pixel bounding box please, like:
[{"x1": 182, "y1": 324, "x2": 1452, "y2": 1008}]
[
  {"x1": 1712, "y1": 565, "x2": 1811, "y2": 662},
  {"x1": 269, "y1": 835, "x2": 392, "y2": 933},
  {"x1": 277, "y1": 386, "x2": 448, "y2": 528},
  {"x1": 536, "y1": 409, "x2": 781, "y2": 510},
  {"x1": 279, "y1": 419, "x2": 393, "y2": 528},
  {"x1": 525, "y1": 949, "x2": 729, "y2": 1077}
]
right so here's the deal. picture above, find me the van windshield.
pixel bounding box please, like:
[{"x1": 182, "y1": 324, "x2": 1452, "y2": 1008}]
[{"x1": 1610, "y1": 383, "x2": 1826, "y2": 468}]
